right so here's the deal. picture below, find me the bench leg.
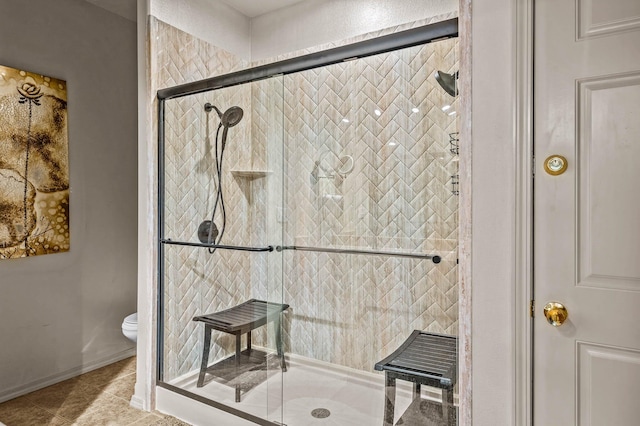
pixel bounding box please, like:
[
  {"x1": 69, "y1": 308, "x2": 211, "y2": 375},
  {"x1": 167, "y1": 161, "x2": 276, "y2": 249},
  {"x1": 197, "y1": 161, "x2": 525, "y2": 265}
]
[
  {"x1": 235, "y1": 334, "x2": 241, "y2": 402},
  {"x1": 275, "y1": 313, "x2": 287, "y2": 372},
  {"x1": 383, "y1": 373, "x2": 396, "y2": 426},
  {"x1": 197, "y1": 325, "x2": 212, "y2": 387},
  {"x1": 413, "y1": 383, "x2": 421, "y2": 400},
  {"x1": 247, "y1": 331, "x2": 252, "y2": 354},
  {"x1": 442, "y1": 388, "x2": 454, "y2": 424}
]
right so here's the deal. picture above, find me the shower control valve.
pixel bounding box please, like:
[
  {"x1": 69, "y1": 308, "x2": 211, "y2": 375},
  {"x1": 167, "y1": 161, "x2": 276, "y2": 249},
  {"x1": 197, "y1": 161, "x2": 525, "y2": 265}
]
[{"x1": 197, "y1": 220, "x2": 219, "y2": 244}]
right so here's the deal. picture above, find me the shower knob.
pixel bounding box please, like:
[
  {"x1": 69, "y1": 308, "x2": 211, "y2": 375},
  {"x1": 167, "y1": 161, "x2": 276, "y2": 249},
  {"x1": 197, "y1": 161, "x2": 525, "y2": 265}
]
[{"x1": 198, "y1": 220, "x2": 219, "y2": 244}]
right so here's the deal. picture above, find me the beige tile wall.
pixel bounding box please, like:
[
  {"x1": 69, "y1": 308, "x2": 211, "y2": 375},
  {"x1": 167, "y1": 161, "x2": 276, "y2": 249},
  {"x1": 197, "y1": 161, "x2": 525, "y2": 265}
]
[
  {"x1": 153, "y1": 18, "x2": 257, "y2": 379},
  {"x1": 154, "y1": 14, "x2": 459, "y2": 379},
  {"x1": 280, "y1": 38, "x2": 459, "y2": 369}
]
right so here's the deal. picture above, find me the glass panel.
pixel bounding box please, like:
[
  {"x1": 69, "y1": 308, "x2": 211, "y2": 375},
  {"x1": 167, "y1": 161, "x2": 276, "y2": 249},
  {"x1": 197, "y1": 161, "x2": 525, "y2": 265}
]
[
  {"x1": 280, "y1": 38, "x2": 459, "y2": 425},
  {"x1": 160, "y1": 75, "x2": 285, "y2": 423},
  {"x1": 159, "y1": 34, "x2": 458, "y2": 426}
]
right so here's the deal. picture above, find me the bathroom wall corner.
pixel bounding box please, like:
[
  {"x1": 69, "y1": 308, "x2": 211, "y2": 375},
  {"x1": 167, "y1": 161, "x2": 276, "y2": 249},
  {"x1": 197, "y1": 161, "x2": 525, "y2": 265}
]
[{"x1": 135, "y1": 0, "x2": 157, "y2": 412}]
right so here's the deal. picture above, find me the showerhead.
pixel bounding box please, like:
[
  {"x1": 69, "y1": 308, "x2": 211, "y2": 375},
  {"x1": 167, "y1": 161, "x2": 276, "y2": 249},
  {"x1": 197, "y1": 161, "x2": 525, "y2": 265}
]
[
  {"x1": 204, "y1": 103, "x2": 244, "y2": 127},
  {"x1": 435, "y1": 70, "x2": 459, "y2": 97},
  {"x1": 221, "y1": 106, "x2": 243, "y2": 127}
]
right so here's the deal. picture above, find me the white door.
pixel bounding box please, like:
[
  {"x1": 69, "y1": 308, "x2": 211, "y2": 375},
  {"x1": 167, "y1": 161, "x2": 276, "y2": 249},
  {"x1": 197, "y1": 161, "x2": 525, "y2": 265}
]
[{"x1": 534, "y1": 0, "x2": 640, "y2": 424}]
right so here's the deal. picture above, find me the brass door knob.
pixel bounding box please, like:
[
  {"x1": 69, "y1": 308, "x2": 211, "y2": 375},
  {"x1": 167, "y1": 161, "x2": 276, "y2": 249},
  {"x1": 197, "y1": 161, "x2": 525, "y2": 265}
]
[{"x1": 543, "y1": 302, "x2": 568, "y2": 327}]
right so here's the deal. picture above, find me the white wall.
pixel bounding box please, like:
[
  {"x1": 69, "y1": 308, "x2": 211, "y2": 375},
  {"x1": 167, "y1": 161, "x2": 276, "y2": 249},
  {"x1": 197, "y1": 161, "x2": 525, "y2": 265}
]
[
  {"x1": 135, "y1": 0, "x2": 155, "y2": 411},
  {"x1": 149, "y1": 0, "x2": 457, "y2": 65},
  {"x1": 0, "y1": 0, "x2": 138, "y2": 402},
  {"x1": 250, "y1": 0, "x2": 458, "y2": 60},
  {"x1": 471, "y1": 0, "x2": 517, "y2": 424},
  {"x1": 151, "y1": 0, "x2": 252, "y2": 60}
]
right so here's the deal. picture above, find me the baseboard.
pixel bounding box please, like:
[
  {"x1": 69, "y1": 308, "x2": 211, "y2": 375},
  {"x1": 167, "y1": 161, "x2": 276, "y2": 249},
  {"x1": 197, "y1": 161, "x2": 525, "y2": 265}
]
[
  {"x1": 0, "y1": 347, "x2": 136, "y2": 403},
  {"x1": 129, "y1": 393, "x2": 145, "y2": 410}
]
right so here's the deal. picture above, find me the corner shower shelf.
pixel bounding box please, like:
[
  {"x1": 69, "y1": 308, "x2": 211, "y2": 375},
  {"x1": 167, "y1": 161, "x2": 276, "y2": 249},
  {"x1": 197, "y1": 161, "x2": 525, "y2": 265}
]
[{"x1": 230, "y1": 170, "x2": 272, "y2": 179}]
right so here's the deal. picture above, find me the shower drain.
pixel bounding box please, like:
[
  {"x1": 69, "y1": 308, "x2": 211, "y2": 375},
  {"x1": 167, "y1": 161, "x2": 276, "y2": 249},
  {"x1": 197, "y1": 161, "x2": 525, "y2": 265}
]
[{"x1": 311, "y1": 408, "x2": 331, "y2": 419}]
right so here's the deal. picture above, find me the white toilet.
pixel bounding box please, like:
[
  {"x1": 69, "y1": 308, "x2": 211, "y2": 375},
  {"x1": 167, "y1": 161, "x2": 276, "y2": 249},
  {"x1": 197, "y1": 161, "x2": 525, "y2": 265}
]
[{"x1": 122, "y1": 313, "x2": 138, "y2": 343}]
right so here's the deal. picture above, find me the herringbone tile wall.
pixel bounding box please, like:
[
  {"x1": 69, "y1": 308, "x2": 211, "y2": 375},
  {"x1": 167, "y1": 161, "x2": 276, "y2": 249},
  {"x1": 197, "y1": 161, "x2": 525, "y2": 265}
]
[
  {"x1": 280, "y1": 39, "x2": 459, "y2": 368},
  {"x1": 153, "y1": 18, "x2": 258, "y2": 379},
  {"x1": 153, "y1": 13, "x2": 459, "y2": 380}
]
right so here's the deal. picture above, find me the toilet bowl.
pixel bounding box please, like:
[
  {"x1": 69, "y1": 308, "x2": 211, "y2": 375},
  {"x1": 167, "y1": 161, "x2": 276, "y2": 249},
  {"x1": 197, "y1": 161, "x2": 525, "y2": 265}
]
[{"x1": 122, "y1": 313, "x2": 137, "y2": 344}]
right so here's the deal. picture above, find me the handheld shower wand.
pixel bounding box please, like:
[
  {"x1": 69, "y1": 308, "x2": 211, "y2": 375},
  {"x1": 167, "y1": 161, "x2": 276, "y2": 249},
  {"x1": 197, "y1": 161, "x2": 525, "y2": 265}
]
[
  {"x1": 198, "y1": 102, "x2": 244, "y2": 252},
  {"x1": 218, "y1": 106, "x2": 243, "y2": 150}
]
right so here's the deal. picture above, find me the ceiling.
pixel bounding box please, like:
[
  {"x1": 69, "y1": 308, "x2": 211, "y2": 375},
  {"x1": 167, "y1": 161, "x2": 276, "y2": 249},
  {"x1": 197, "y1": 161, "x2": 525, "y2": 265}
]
[
  {"x1": 217, "y1": 0, "x2": 306, "y2": 18},
  {"x1": 84, "y1": 0, "x2": 137, "y2": 22},
  {"x1": 84, "y1": 0, "x2": 308, "y2": 21}
]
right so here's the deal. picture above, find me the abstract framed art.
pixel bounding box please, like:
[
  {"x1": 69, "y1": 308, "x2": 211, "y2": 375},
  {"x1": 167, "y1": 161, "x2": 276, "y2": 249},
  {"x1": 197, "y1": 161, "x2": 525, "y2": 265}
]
[{"x1": 0, "y1": 65, "x2": 69, "y2": 259}]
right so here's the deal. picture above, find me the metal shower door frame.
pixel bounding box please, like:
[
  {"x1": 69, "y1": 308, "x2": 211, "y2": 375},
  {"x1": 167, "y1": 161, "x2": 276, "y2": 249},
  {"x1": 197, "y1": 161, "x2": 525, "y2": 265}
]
[{"x1": 156, "y1": 17, "x2": 458, "y2": 426}]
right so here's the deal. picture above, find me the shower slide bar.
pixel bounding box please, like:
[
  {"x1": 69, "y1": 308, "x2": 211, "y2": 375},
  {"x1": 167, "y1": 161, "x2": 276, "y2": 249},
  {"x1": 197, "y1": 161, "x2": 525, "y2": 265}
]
[
  {"x1": 276, "y1": 245, "x2": 441, "y2": 264},
  {"x1": 161, "y1": 239, "x2": 274, "y2": 252}
]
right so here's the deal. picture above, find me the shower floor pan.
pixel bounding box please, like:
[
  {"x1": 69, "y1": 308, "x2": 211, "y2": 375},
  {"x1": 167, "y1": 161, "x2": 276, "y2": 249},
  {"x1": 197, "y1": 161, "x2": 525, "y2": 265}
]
[
  {"x1": 169, "y1": 353, "x2": 458, "y2": 425},
  {"x1": 194, "y1": 349, "x2": 284, "y2": 398}
]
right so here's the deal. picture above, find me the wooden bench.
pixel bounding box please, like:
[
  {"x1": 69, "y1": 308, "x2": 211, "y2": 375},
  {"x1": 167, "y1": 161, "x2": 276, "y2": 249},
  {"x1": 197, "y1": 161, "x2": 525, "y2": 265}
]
[
  {"x1": 193, "y1": 299, "x2": 289, "y2": 402},
  {"x1": 375, "y1": 330, "x2": 458, "y2": 425}
]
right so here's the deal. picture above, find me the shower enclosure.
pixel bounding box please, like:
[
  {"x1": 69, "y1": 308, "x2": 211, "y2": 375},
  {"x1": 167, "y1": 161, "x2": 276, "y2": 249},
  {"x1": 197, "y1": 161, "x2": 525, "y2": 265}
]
[{"x1": 157, "y1": 18, "x2": 459, "y2": 426}]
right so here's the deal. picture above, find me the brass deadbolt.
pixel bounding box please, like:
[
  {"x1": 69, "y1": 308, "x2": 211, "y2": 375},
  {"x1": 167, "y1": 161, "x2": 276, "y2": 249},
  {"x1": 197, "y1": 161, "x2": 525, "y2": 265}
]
[{"x1": 544, "y1": 155, "x2": 568, "y2": 176}]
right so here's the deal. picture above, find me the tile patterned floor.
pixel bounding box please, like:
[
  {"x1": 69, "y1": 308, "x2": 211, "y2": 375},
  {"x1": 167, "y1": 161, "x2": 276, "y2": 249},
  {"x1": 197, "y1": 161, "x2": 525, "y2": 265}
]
[{"x1": 0, "y1": 357, "x2": 190, "y2": 426}]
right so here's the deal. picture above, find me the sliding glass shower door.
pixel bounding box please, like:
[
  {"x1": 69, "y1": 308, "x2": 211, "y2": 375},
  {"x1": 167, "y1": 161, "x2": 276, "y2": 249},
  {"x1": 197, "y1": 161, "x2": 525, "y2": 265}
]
[
  {"x1": 159, "y1": 76, "x2": 286, "y2": 425},
  {"x1": 279, "y1": 37, "x2": 459, "y2": 426},
  {"x1": 157, "y1": 18, "x2": 459, "y2": 426}
]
